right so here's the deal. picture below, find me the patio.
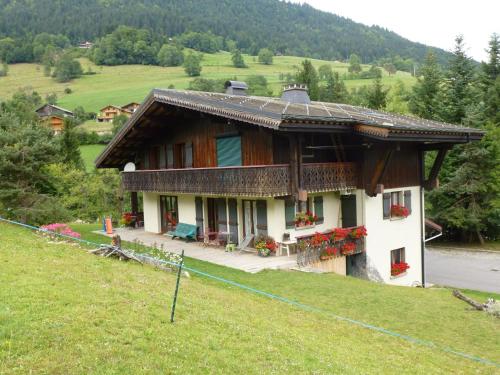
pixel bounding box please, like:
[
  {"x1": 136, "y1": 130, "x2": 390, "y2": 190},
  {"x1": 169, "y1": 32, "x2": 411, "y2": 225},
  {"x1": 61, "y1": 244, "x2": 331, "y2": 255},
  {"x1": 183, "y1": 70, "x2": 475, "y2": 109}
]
[{"x1": 97, "y1": 228, "x2": 297, "y2": 273}]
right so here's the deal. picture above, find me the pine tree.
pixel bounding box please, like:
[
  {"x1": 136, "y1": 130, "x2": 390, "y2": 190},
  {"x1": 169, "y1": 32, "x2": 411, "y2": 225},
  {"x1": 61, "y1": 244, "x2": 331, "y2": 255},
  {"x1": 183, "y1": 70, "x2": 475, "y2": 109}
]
[
  {"x1": 409, "y1": 52, "x2": 441, "y2": 119},
  {"x1": 365, "y1": 70, "x2": 388, "y2": 109},
  {"x1": 438, "y1": 36, "x2": 474, "y2": 124},
  {"x1": 231, "y1": 49, "x2": 247, "y2": 68},
  {"x1": 320, "y1": 72, "x2": 348, "y2": 103},
  {"x1": 481, "y1": 34, "x2": 500, "y2": 124},
  {"x1": 59, "y1": 118, "x2": 84, "y2": 170},
  {"x1": 295, "y1": 59, "x2": 319, "y2": 100}
]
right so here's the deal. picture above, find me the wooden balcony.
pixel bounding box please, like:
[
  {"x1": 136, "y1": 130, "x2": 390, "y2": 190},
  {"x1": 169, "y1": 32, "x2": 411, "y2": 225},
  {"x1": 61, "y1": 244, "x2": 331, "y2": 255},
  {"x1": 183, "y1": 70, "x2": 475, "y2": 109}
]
[{"x1": 122, "y1": 162, "x2": 358, "y2": 196}]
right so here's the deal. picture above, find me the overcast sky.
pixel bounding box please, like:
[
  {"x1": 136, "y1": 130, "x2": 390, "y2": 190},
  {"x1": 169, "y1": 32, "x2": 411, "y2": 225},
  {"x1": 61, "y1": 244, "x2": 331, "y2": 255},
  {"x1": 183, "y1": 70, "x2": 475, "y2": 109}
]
[{"x1": 290, "y1": 0, "x2": 499, "y2": 62}]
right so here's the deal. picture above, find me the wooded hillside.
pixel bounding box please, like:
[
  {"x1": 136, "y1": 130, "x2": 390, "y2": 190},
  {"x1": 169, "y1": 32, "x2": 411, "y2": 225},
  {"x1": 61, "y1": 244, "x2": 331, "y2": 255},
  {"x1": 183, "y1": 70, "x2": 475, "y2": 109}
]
[{"x1": 0, "y1": 0, "x2": 452, "y2": 64}]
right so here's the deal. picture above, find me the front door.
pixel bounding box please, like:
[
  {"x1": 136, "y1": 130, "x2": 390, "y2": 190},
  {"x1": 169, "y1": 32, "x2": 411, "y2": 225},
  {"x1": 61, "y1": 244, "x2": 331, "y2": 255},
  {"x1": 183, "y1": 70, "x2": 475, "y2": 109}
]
[
  {"x1": 341, "y1": 195, "x2": 357, "y2": 228},
  {"x1": 242, "y1": 200, "x2": 258, "y2": 238}
]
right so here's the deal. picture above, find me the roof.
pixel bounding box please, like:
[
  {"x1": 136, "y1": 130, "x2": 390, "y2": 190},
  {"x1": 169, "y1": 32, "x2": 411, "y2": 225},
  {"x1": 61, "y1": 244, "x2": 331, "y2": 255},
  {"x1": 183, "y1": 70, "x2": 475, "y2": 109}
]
[
  {"x1": 96, "y1": 88, "x2": 485, "y2": 168},
  {"x1": 99, "y1": 104, "x2": 124, "y2": 111},
  {"x1": 35, "y1": 104, "x2": 74, "y2": 117}
]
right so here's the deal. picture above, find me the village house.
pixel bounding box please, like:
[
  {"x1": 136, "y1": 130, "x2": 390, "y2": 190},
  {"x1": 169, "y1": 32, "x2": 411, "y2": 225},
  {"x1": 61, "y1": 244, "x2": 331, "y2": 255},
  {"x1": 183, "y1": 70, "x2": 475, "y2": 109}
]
[
  {"x1": 35, "y1": 104, "x2": 74, "y2": 134},
  {"x1": 96, "y1": 82, "x2": 483, "y2": 286},
  {"x1": 97, "y1": 103, "x2": 139, "y2": 123}
]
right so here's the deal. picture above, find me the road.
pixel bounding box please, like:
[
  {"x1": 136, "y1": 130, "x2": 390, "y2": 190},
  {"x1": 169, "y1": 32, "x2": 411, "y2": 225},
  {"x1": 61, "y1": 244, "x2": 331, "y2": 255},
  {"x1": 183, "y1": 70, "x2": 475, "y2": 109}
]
[{"x1": 425, "y1": 247, "x2": 500, "y2": 294}]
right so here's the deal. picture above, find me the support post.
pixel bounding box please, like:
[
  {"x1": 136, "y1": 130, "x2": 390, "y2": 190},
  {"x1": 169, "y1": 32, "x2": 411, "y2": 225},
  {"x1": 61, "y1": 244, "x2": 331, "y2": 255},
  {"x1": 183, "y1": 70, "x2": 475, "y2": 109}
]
[
  {"x1": 424, "y1": 148, "x2": 448, "y2": 190},
  {"x1": 131, "y1": 191, "x2": 138, "y2": 215},
  {"x1": 170, "y1": 249, "x2": 184, "y2": 323},
  {"x1": 366, "y1": 149, "x2": 394, "y2": 197}
]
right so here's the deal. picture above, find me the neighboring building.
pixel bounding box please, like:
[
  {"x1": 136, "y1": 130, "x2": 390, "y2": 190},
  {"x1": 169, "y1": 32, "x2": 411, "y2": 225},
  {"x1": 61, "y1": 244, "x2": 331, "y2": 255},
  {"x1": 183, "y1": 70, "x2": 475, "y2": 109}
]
[
  {"x1": 96, "y1": 82, "x2": 483, "y2": 286},
  {"x1": 35, "y1": 104, "x2": 74, "y2": 134},
  {"x1": 97, "y1": 103, "x2": 140, "y2": 122},
  {"x1": 79, "y1": 41, "x2": 93, "y2": 49}
]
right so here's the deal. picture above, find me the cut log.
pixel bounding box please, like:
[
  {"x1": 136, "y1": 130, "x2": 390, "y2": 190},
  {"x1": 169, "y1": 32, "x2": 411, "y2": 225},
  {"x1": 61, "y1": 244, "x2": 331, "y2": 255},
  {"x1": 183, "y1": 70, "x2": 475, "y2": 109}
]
[
  {"x1": 90, "y1": 245, "x2": 143, "y2": 264},
  {"x1": 452, "y1": 290, "x2": 486, "y2": 311}
]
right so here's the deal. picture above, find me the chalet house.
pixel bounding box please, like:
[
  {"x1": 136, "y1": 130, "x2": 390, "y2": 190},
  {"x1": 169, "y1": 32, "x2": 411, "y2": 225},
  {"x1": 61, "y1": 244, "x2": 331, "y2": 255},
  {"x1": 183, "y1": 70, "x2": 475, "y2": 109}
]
[
  {"x1": 35, "y1": 104, "x2": 74, "y2": 134},
  {"x1": 96, "y1": 82, "x2": 483, "y2": 286},
  {"x1": 97, "y1": 103, "x2": 139, "y2": 123}
]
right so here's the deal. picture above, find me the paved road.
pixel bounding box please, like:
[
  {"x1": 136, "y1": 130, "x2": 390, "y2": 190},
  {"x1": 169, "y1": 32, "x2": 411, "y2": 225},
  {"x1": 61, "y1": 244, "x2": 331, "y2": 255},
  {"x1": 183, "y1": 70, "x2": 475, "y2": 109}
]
[{"x1": 425, "y1": 247, "x2": 500, "y2": 294}]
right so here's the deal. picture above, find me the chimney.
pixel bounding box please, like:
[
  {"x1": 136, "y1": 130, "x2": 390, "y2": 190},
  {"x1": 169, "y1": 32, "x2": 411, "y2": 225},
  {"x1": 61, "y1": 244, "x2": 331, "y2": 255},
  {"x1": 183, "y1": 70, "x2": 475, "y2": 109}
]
[
  {"x1": 281, "y1": 83, "x2": 310, "y2": 104},
  {"x1": 225, "y1": 80, "x2": 248, "y2": 96}
]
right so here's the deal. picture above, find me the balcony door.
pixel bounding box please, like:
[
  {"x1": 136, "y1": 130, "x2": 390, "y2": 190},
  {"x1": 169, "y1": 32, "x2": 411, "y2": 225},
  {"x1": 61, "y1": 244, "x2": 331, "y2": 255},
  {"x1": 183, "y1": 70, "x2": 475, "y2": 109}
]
[
  {"x1": 242, "y1": 200, "x2": 258, "y2": 238},
  {"x1": 341, "y1": 195, "x2": 357, "y2": 228}
]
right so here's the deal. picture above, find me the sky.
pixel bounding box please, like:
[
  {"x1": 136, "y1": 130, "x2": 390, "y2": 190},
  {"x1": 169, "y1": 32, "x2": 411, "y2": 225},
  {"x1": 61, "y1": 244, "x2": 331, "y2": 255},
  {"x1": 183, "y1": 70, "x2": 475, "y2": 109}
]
[{"x1": 289, "y1": 0, "x2": 499, "y2": 62}]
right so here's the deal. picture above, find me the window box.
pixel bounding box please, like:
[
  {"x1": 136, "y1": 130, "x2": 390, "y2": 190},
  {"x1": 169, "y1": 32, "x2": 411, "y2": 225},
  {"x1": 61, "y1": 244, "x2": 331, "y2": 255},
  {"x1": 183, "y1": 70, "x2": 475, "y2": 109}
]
[
  {"x1": 383, "y1": 190, "x2": 412, "y2": 220},
  {"x1": 390, "y1": 248, "x2": 409, "y2": 277},
  {"x1": 390, "y1": 271, "x2": 408, "y2": 279}
]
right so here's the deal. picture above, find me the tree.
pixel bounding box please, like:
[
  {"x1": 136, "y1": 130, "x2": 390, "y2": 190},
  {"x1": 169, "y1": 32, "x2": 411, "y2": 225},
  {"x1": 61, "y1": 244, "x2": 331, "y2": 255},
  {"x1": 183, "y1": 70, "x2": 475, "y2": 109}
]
[
  {"x1": 481, "y1": 34, "x2": 500, "y2": 123},
  {"x1": 365, "y1": 70, "x2": 388, "y2": 109},
  {"x1": 247, "y1": 75, "x2": 272, "y2": 96},
  {"x1": 0, "y1": 61, "x2": 7, "y2": 77},
  {"x1": 258, "y1": 48, "x2": 273, "y2": 65},
  {"x1": 383, "y1": 63, "x2": 397, "y2": 75},
  {"x1": 438, "y1": 35, "x2": 474, "y2": 124},
  {"x1": 295, "y1": 59, "x2": 319, "y2": 100},
  {"x1": 45, "y1": 93, "x2": 57, "y2": 105},
  {"x1": 58, "y1": 119, "x2": 84, "y2": 170},
  {"x1": 386, "y1": 80, "x2": 409, "y2": 114},
  {"x1": 409, "y1": 52, "x2": 442, "y2": 119},
  {"x1": 231, "y1": 49, "x2": 247, "y2": 68},
  {"x1": 183, "y1": 52, "x2": 203, "y2": 77},
  {"x1": 112, "y1": 114, "x2": 129, "y2": 135},
  {"x1": 157, "y1": 44, "x2": 184, "y2": 67},
  {"x1": 52, "y1": 54, "x2": 83, "y2": 83},
  {"x1": 320, "y1": 72, "x2": 348, "y2": 103},
  {"x1": 0, "y1": 104, "x2": 68, "y2": 224},
  {"x1": 348, "y1": 54, "x2": 362, "y2": 75},
  {"x1": 318, "y1": 64, "x2": 333, "y2": 81}
]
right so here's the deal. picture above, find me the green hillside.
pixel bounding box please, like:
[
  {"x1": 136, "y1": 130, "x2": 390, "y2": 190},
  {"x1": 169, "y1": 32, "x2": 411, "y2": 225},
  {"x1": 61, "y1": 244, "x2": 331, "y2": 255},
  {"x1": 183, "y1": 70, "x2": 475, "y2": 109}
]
[
  {"x1": 0, "y1": 54, "x2": 415, "y2": 113},
  {"x1": 1, "y1": 222, "x2": 499, "y2": 374}
]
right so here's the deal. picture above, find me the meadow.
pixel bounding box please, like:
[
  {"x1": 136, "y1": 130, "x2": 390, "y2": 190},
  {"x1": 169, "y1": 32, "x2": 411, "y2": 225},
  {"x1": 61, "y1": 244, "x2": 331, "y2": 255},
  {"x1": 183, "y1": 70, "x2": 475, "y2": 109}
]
[
  {"x1": 0, "y1": 52, "x2": 415, "y2": 113},
  {"x1": 1, "y1": 221, "x2": 498, "y2": 374},
  {"x1": 79, "y1": 144, "x2": 106, "y2": 172}
]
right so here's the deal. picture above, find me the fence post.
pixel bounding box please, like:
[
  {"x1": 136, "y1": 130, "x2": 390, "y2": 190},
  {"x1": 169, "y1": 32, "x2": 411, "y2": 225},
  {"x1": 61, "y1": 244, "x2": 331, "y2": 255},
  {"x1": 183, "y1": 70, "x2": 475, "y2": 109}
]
[{"x1": 170, "y1": 249, "x2": 184, "y2": 323}]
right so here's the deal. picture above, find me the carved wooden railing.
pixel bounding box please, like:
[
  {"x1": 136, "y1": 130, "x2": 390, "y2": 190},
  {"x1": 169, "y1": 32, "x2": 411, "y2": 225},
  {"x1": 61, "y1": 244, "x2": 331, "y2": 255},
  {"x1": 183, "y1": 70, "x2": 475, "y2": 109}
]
[
  {"x1": 122, "y1": 164, "x2": 291, "y2": 197},
  {"x1": 302, "y1": 162, "x2": 358, "y2": 192},
  {"x1": 122, "y1": 162, "x2": 359, "y2": 196}
]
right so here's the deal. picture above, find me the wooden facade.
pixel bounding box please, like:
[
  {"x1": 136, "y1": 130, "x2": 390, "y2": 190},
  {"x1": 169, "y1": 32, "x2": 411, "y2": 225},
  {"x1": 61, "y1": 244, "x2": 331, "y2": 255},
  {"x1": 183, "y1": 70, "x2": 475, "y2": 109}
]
[{"x1": 97, "y1": 105, "x2": 133, "y2": 123}]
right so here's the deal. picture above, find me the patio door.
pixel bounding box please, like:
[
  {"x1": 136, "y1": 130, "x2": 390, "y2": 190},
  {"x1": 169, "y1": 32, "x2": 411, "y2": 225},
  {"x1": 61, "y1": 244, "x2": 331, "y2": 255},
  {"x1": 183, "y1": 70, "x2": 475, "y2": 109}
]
[
  {"x1": 160, "y1": 195, "x2": 178, "y2": 233},
  {"x1": 243, "y1": 200, "x2": 257, "y2": 238},
  {"x1": 207, "y1": 198, "x2": 218, "y2": 232}
]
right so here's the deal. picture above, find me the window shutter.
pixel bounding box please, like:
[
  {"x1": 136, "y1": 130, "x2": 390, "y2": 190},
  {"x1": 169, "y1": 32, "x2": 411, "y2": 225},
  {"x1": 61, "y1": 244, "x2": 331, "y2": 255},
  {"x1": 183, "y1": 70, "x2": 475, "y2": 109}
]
[
  {"x1": 256, "y1": 200, "x2": 268, "y2": 236},
  {"x1": 143, "y1": 150, "x2": 150, "y2": 169},
  {"x1": 227, "y1": 198, "x2": 238, "y2": 244},
  {"x1": 159, "y1": 146, "x2": 166, "y2": 169},
  {"x1": 166, "y1": 144, "x2": 173, "y2": 169},
  {"x1": 313, "y1": 196, "x2": 324, "y2": 224},
  {"x1": 383, "y1": 193, "x2": 391, "y2": 219},
  {"x1": 216, "y1": 136, "x2": 242, "y2": 167},
  {"x1": 195, "y1": 197, "x2": 204, "y2": 237},
  {"x1": 216, "y1": 198, "x2": 227, "y2": 232},
  {"x1": 185, "y1": 142, "x2": 193, "y2": 168},
  {"x1": 404, "y1": 190, "x2": 412, "y2": 214},
  {"x1": 285, "y1": 198, "x2": 295, "y2": 229}
]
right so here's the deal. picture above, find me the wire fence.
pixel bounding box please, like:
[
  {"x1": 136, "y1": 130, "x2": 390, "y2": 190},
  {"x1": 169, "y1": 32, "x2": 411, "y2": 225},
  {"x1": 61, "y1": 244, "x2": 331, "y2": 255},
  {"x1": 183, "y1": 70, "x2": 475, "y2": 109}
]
[{"x1": 0, "y1": 216, "x2": 498, "y2": 369}]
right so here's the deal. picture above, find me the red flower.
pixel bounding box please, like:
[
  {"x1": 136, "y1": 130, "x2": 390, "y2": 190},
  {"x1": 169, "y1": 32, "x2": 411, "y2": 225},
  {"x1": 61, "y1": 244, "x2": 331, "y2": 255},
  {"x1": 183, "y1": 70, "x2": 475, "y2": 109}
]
[
  {"x1": 391, "y1": 262, "x2": 410, "y2": 276},
  {"x1": 332, "y1": 227, "x2": 350, "y2": 241},
  {"x1": 350, "y1": 226, "x2": 367, "y2": 239},
  {"x1": 391, "y1": 204, "x2": 409, "y2": 218},
  {"x1": 341, "y1": 241, "x2": 356, "y2": 255}
]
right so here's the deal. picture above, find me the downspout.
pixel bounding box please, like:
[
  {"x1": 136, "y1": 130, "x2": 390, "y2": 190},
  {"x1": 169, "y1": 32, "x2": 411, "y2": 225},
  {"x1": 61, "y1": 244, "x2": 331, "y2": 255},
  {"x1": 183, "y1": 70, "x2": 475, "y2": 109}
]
[{"x1": 419, "y1": 150, "x2": 426, "y2": 288}]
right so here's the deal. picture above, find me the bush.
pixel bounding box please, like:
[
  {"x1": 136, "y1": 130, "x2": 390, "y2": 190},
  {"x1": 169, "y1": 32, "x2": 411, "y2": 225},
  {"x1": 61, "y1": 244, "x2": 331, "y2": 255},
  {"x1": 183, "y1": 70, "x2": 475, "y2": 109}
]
[
  {"x1": 258, "y1": 48, "x2": 273, "y2": 65},
  {"x1": 183, "y1": 52, "x2": 203, "y2": 77},
  {"x1": 52, "y1": 54, "x2": 83, "y2": 82},
  {"x1": 157, "y1": 44, "x2": 184, "y2": 67},
  {"x1": 231, "y1": 49, "x2": 247, "y2": 68},
  {"x1": 64, "y1": 87, "x2": 72, "y2": 94}
]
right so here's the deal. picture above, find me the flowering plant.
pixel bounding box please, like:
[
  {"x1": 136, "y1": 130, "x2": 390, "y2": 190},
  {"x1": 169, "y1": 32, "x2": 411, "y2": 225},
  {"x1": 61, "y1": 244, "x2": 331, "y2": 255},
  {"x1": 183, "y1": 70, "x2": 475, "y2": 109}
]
[
  {"x1": 341, "y1": 241, "x2": 356, "y2": 255},
  {"x1": 350, "y1": 225, "x2": 367, "y2": 239},
  {"x1": 391, "y1": 204, "x2": 410, "y2": 218},
  {"x1": 255, "y1": 235, "x2": 277, "y2": 257},
  {"x1": 120, "y1": 212, "x2": 135, "y2": 227},
  {"x1": 331, "y1": 227, "x2": 350, "y2": 241},
  {"x1": 320, "y1": 246, "x2": 339, "y2": 260},
  {"x1": 391, "y1": 262, "x2": 410, "y2": 276},
  {"x1": 295, "y1": 211, "x2": 318, "y2": 227},
  {"x1": 40, "y1": 223, "x2": 81, "y2": 239},
  {"x1": 311, "y1": 232, "x2": 328, "y2": 246}
]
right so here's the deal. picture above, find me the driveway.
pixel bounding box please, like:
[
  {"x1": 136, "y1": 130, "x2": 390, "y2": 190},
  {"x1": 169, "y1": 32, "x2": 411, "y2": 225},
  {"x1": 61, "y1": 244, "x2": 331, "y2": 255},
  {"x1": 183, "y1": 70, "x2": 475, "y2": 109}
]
[{"x1": 425, "y1": 247, "x2": 500, "y2": 294}]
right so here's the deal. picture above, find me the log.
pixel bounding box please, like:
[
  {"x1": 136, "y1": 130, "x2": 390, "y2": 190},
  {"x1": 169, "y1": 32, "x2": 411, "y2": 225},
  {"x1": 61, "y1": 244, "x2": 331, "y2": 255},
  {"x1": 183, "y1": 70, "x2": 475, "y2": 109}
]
[
  {"x1": 90, "y1": 244, "x2": 143, "y2": 264},
  {"x1": 452, "y1": 290, "x2": 486, "y2": 311}
]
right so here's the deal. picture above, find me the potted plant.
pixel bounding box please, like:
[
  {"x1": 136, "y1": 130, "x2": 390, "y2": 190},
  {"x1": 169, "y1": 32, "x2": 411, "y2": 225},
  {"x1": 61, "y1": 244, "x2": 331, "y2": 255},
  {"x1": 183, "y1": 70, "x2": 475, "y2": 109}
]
[
  {"x1": 120, "y1": 212, "x2": 136, "y2": 227},
  {"x1": 255, "y1": 235, "x2": 277, "y2": 257},
  {"x1": 294, "y1": 211, "x2": 318, "y2": 227},
  {"x1": 331, "y1": 227, "x2": 350, "y2": 242},
  {"x1": 350, "y1": 225, "x2": 367, "y2": 239},
  {"x1": 391, "y1": 204, "x2": 409, "y2": 218},
  {"x1": 320, "y1": 246, "x2": 339, "y2": 260},
  {"x1": 341, "y1": 241, "x2": 356, "y2": 255},
  {"x1": 391, "y1": 262, "x2": 410, "y2": 276}
]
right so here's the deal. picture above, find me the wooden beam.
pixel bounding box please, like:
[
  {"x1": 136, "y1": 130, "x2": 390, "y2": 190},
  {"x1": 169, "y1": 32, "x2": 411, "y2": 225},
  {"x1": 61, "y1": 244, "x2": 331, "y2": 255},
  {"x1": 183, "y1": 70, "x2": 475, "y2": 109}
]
[
  {"x1": 288, "y1": 135, "x2": 299, "y2": 201},
  {"x1": 329, "y1": 134, "x2": 343, "y2": 162},
  {"x1": 366, "y1": 149, "x2": 394, "y2": 197},
  {"x1": 424, "y1": 148, "x2": 448, "y2": 190},
  {"x1": 420, "y1": 143, "x2": 455, "y2": 151}
]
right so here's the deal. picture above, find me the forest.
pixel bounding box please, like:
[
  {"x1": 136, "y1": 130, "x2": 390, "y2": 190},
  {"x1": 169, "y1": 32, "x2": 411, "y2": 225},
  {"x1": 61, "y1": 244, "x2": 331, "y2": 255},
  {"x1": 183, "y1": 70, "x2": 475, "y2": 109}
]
[{"x1": 0, "y1": 0, "x2": 452, "y2": 64}]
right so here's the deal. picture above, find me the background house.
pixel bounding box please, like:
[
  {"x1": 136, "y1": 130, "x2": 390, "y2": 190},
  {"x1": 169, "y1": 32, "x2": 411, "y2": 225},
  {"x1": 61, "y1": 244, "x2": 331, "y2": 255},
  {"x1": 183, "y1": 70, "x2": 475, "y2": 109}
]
[
  {"x1": 96, "y1": 82, "x2": 483, "y2": 286},
  {"x1": 97, "y1": 103, "x2": 139, "y2": 122},
  {"x1": 35, "y1": 104, "x2": 74, "y2": 134}
]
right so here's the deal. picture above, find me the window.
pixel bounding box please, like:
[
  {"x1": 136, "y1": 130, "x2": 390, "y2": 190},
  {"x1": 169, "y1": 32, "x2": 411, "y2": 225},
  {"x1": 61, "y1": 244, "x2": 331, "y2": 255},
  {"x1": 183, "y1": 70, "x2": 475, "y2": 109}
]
[
  {"x1": 390, "y1": 248, "x2": 409, "y2": 277},
  {"x1": 383, "y1": 190, "x2": 412, "y2": 219},
  {"x1": 216, "y1": 136, "x2": 242, "y2": 167},
  {"x1": 284, "y1": 195, "x2": 323, "y2": 228},
  {"x1": 390, "y1": 248, "x2": 405, "y2": 264}
]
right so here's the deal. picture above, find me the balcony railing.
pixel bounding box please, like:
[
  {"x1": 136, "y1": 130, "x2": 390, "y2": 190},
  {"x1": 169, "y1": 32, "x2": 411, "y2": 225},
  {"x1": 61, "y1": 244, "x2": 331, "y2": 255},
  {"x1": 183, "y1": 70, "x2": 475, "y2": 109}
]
[
  {"x1": 122, "y1": 164, "x2": 291, "y2": 197},
  {"x1": 122, "y1": 162, "x2": 358, "y2": 196}
]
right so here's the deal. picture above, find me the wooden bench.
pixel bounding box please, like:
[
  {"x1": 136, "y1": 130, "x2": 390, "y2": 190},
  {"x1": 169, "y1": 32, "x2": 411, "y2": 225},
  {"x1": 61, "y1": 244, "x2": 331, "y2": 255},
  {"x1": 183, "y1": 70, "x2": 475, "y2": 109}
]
[{"x1": 165, "y1": 223, "x2": 197, "y2": 241}]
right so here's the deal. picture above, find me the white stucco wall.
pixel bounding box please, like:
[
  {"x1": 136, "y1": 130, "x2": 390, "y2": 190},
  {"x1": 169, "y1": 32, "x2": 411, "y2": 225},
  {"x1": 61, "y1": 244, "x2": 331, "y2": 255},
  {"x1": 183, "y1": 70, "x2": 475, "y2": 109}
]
[
  {"x1": 177, "y1": 195, "x2": 197, "y2": 224},
  {"x1": 361, "y1": 186, "x2": 423, "y2": 286},
  {"x1": 143, "y1": 192, "x2": 161, "y2": 233}
]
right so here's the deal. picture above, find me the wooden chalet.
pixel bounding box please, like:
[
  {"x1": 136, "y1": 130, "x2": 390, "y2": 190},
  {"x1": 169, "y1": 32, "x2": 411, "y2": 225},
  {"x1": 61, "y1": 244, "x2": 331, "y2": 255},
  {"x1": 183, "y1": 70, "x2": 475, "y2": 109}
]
[
  {"x1": 97, "y1": 105, "x2": 133, "y2": 123},
  {"x1": 96, "y1": 82, "x2": 483, "y2": 285},
  {"x1": 35, "y1": 104, "x2": 74, "y2": 134}
]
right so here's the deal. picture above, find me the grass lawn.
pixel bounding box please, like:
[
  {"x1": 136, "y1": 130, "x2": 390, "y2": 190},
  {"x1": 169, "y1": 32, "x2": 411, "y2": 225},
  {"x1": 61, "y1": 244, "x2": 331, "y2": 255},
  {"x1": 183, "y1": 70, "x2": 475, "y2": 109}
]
[
  {"x1": 1, "y1": 222, "x2": 498, "y2": 374},
  {"x1": 0, "y1": 53, "x2": 415, "y2": 113},
  {"x1": 76, "y1": 119, "x2": 113, "y2": 134},
  {"x1": 79, "y1": 144, "x2": 106, "y2": 172}
]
